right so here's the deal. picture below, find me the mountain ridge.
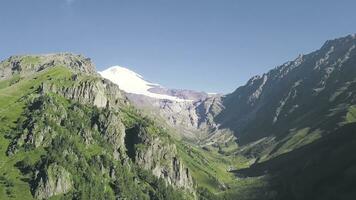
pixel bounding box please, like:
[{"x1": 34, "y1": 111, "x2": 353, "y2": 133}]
[
  {"x1": 99, "y1": 65, "x2": 225, "y2": 142},
  {"x1": 1, "y1": 33, "x2": 356, "y2": 200}
]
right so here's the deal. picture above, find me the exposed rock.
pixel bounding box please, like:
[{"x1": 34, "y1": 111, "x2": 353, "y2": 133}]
[
  {"x1": 40, "y1": 75, "x2": 127, "y2": 109},
  {"x1": 127, "y1": 125, "x2": 194, "y2": 191},
  {"x1": 99, "y1": 65, "x2": 229, "y2": 143},
  {"x1": 248, "y1": 74, "x2": 268, "y2": 105},
  {"x1": 126, "y1": 93, "x2": 231, "y2": 144},
  {"x1": 216, "y1": 33, "x2": 356, "y2": 146},
  {"x1": 0, "y1": 53, "x2": 97, "y2": 80},
  {"x1": 34, "y1": 164, "x2": 72, "y2": 199},
  {"x1": 96, "y1": 111, "x2": 127, "y2": 159},
  {"x1": 6, "y1": 96, "x2": 68, "y2": 156}
]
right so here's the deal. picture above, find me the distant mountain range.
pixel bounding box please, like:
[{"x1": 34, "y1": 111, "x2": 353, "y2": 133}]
[
  {"x1": 99, "y1": 66, "x2": 226, "y2": 142},
  {"x1": 99, "y1": 66, "x2": 215, "y2": 101}
]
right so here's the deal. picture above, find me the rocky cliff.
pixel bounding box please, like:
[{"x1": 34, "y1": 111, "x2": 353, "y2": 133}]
[
  {"x1": 34, "y1": 164, "x2": 72, "y2": 199},
  {"x1": 126, "y1": 92, "x2": 234, "y2": 146},
  {"x1": 127, "y1": 125, "x2": 194, "y2": 190}
]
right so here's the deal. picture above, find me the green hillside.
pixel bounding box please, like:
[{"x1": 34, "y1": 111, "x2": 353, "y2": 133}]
[{"x1": 0, "y1": 58, "x2": 194, "y2": 200}]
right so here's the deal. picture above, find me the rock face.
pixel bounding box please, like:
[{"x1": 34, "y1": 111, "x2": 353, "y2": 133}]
[
  {"x1": 127, "y1": 93, "x2": 230, "y2": 143},
  {"x1": 210, "y1": 34, "x2": 356, "y2": 145},
  {"x1": 129, "y1": 125, "x2": 194, "y2": 190},
  {"x1": 34, "y1": 164, "x2": 72, "y2": 199},
  {"x1": 40, "y1": 75, "x2": 127, "y2": 109},
  {"x1": 0, "y1": 53, "x2": 96, "y2": 80}
]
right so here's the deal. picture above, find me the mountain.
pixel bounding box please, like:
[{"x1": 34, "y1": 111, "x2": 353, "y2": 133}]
[
  {"x1": 99, "y1": 66, "x2": 207, "y2": 102},
  {"x1": 215, "y1": 34, "x2": 356, "y2": 153},
  {"x1": 0, "y1": 54, "x2": 195, "y2": 200},
  {"x1": 1, "y1": 34, "x2": 356, "y2": 200},
  {"x1": 95, "y1": 34, "x2": 356, "y2": 199},
  {"x1": 99, "y1": 66, "x2": 232, "y2": 143},
  {"x1": 202, "y1": 34, "x2": 356, "y2": 199},
  {"x1": 99, "y1": 66, "x2": 194, "y2": 101},
  {"x1": 101, "y1": 34, "x2": 356, "y2": 200}
]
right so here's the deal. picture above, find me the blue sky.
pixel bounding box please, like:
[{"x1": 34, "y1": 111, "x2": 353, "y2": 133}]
[{"x1": 1, "y1": 0, "x2": 356, "y2": 93}]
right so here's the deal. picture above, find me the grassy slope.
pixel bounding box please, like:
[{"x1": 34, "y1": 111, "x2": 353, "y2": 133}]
[
  {"x1": 177, "y1": 141, "x2": 268, "y2": 199},
  {"x1": 0, "y1": 67, "x2": 72, "y2": 200},
  {"x1": 233, "y1": 123, "x2": 356, "y2": 200}
]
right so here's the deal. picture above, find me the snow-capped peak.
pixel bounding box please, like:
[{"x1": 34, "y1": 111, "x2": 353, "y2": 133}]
[{"x1": 99, "y1": 66, "x2": 189, "y2": 102}]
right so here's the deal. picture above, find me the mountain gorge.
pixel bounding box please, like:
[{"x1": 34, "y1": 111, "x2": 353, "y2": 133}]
[
  {"x1": 100, "y1": 34, "x2": 356, "y2": 199},
  {"x1": 0, "y1": 34, "x2": 356, "y2": 200}
]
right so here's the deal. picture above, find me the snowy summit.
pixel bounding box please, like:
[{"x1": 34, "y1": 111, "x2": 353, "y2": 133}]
[{"x1": 99, "y1": 66, "x2": 188, "y2": 102}]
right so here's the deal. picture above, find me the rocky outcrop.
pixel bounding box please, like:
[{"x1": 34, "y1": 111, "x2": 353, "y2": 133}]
[
  {"x1": 40, "y1": 75, "x2": 127, "y2": 109},
  {"x1": 7, "y1": 93, "x2": 127, "y2": 162},
  {"x1": 6, "y1": 95, "x2": 68, "y2": 156},
  {"x1": 34, "y1": 164, "x2": 72, "y2": 199},
  {"x1": 126, "y1": 125, "x2": 194, "y2": 191},
  {"x1": 96, "y1": 110, "x2": 127, "y2": 159},
  {"x1": 137, "y1": 140, "x2": 193, "y2": 190},
  {"x1": 0, "y1": 53, "x2": 96, "y2": 80},
  {"x1": 195, "y1": 96, "x2": 224, "y2": 130}
]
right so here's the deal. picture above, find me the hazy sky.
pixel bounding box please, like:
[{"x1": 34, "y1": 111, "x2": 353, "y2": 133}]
[{"x1": 1, "y1": 0, "x2": 356, "y2": 93}]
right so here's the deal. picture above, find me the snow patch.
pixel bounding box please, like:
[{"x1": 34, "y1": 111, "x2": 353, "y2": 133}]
[{"x1": 99, "y1": 66, "x2": 189, "y2": 102}]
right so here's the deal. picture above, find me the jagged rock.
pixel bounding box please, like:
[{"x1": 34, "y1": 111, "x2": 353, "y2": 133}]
[
  {"x1": 40, "y1": 77, "x2": 126, "y2": 109},
  {"x1": 130, "y1": 126, "x2": 194, "y2": 191},
  {"x1": 34, "y1": 164, "x2": 72, "y2": 199},
  {"x1": 127, "y1": 93, "x2": 231, "y2": 145},
  {"x1": 97, "y1": 111, "x2": 127, "y2": 159},
  {"x1": 213, "y1": 34, "x2": 356, "y2": 152}
]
